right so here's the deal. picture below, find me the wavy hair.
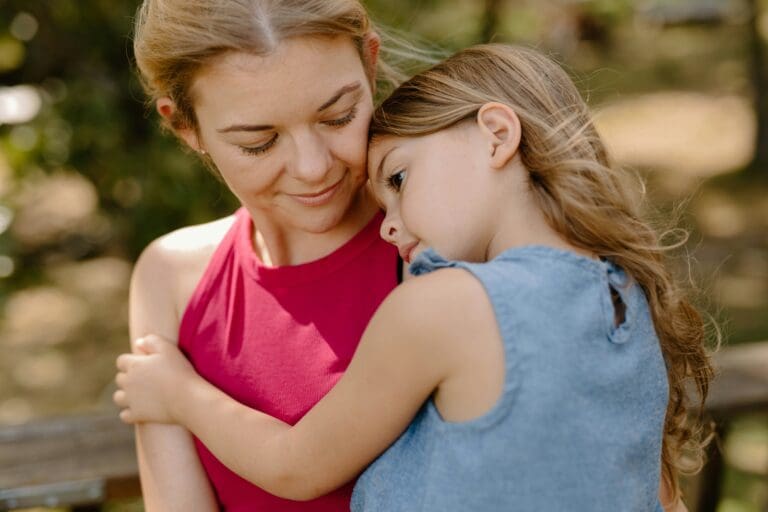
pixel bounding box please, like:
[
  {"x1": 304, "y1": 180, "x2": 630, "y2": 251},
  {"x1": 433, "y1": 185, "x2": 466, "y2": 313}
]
[{"x1": 370, "y1": 43, "x2": 716, "y2": 499}]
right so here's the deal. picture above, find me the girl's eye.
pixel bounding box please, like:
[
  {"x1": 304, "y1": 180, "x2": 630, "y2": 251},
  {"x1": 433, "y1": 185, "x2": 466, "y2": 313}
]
[
  {"x1": 240, "y1": 135, "x2": 278, "y2": 156},
  {"x1": 387, "y1": 169, "x2": 406, "y2": 192},
  {"x1": 323, "y1": 106, "x2": 358, "y2": 128}
]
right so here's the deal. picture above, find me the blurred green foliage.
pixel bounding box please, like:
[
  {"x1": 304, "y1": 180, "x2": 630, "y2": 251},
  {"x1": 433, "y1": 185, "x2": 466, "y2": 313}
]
[{"x1": 0, "y1": 1, "x2": 236, "y2": 293}]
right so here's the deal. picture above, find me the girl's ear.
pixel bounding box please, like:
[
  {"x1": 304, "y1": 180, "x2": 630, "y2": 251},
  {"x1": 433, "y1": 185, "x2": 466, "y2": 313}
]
[
  {"x1": 156, "y1": 97, "x2": 203, "y2": 152},
  {"x1": 363, "y1": 31, "x2": 381, "y2": 85},
  {"x1": 476, "y1": 102, "x2": 522, "y2": 169}
]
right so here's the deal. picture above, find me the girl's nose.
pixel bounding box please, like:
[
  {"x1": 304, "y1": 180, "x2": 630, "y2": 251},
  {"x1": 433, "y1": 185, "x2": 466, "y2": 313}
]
[{"x1": 380, "y1": 213, "x2": 399, "y2": 245}]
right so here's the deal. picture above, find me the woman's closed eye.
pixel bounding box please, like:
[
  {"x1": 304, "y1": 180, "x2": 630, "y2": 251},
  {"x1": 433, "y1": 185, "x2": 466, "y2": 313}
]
[
  {"x1": 386, "y1": 169, "x2": 406, "y2": 192},
  {"x1": 322, "y1": 105, "x2": 358, "y2": 127},
  {"x1": 238, "y1": 105, "x2": 358, "y2": 157},
  {"x1": 240, "y1": 135, "x2": 278, "y2": 156}
]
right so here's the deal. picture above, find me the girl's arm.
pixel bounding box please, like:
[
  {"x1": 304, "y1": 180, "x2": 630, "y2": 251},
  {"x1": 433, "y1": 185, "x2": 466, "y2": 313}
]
[
  {"x1": 126, "y1": 240, "x2": 219, "y2": 512},
  {"x1": 116, "y1": 268, "x2": 480, "y2": 501}
]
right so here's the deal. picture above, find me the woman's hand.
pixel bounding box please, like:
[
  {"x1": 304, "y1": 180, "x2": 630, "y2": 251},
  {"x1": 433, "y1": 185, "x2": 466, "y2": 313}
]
[{"x1": 114, "y1": 334, "x2": 196, "y2": 424}]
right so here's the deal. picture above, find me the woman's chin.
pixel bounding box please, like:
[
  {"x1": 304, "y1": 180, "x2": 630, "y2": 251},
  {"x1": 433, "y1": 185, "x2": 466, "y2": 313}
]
[
  {"x1": 289, "y1": 194, "x2": 360, "y2": 234},
  {"x1": 294, "y1": 209, "x2": 348, "y2": 234}
]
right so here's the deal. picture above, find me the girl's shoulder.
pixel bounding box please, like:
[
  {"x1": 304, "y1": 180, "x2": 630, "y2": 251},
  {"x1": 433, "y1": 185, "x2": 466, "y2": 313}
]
[
  {"x1": 382, "y1": 266, "x2": 497, "y2": 357},
  {"x1": 390, "y1": 266, "x2": 487, "y2": 319}
]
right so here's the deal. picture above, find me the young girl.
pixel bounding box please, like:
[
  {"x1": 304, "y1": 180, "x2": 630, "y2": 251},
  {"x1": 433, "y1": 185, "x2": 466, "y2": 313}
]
[{"x1": 115, "y1": 44, "x2": 712, "y2": 511}]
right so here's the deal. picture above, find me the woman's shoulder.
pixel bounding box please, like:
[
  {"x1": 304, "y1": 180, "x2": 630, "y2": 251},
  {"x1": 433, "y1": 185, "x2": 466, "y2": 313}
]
[
  {"x1": 136, "y1": 215, "x2": 237, "y2": 276},
  {"x1": 144, "y1": 215, "x2": 237, "y2": 262},
  {"x1": 130, "y1": 214, "x2": 238, "y2": 335}
]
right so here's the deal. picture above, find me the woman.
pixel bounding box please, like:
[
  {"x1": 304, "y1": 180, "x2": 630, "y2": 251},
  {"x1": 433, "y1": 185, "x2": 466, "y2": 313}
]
[{"x1": 127, "y1": 1, "x2": 408, "y2": 510}]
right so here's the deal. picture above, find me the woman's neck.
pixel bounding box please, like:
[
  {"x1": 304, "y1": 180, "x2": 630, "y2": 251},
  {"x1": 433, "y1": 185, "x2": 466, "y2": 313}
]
[{"x1": 247, "y1": 187, "x2": 380, "y2": 267}]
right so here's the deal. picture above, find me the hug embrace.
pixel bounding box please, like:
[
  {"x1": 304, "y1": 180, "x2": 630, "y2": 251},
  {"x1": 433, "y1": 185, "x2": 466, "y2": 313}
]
[{"x1": 113, "y1": 1, "x2": 715, "y2": 511}]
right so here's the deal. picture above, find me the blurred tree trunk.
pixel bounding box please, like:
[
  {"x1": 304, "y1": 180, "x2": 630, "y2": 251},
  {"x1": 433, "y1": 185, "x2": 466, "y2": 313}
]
[
  {"x1": 480, "y1": 0, "x2": 503, "y2": 42},
  {"x1": 748, "y1": 0, "x2": 768, "y2": 175}
]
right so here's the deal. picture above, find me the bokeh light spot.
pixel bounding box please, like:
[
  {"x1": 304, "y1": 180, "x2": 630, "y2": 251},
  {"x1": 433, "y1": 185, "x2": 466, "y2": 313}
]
[
  {"x1": 0, "y1": 36, "x2": 25, "y2": 73},
  {"x1": 0, "y1": 256, "x2": 15, "y2": 278},
  {"x1": 10, "y1": 12, "x2": 39, "y2": 42},
  {"x1": 0, "y1": 85, "x2": 42, "y2": 125}
]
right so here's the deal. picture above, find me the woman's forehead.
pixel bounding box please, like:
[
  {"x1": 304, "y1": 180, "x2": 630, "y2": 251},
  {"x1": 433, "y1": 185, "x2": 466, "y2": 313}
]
[{"x1": 190, "y1": 37, "x2": 368, "y2": 122}]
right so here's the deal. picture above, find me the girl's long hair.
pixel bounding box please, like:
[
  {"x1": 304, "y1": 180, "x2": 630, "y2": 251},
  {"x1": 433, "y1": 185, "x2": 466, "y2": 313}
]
[{"x1": 370, "y1": 43, "x2": 715, "y2": 499}]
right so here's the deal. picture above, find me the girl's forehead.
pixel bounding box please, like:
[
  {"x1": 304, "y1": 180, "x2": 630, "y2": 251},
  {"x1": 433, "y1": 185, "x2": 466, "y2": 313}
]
[{"x1": 367, "y1": 137, "x2": 399, "y2": 173}]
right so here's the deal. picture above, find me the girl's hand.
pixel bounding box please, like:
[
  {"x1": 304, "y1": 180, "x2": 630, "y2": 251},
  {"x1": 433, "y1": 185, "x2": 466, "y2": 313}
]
[{"x1": 114, "y1": 334, "x2": 195, "y2": 424}]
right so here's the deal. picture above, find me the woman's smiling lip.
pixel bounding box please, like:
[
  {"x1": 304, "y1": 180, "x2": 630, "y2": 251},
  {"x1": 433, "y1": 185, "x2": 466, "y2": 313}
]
[{"x1": 289, "y1": 176, "x2": 344, "y2": 207}]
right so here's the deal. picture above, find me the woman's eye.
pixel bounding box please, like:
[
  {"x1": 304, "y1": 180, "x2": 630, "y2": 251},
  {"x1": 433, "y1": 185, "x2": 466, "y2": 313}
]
[
  {"x1": 387, "y1": 169, "x2": 406, "y2": 192},
  {"x1": 240, "y1": 135, "x2": 278, "y2": 156},
  {"x1": 323, "y1": 106, "x2": 358, "y2": 128}
]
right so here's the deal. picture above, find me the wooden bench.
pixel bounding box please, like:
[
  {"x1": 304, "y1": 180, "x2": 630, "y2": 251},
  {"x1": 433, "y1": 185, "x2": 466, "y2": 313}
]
[
  {"x1": 0, "y1": 413, "x2": 139, "y2": 511},
  {"x1": 1, "y1": 341, "x2": 767, "y2": 511},
  {"x1": 691, "y1": 341, "x2": 768, "y2": 512}
]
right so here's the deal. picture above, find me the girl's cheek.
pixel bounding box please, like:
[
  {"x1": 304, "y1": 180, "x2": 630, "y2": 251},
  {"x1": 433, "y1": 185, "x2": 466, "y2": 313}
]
[{"x1": 398, "y1": 197, "x2": 416, "y2": 235}]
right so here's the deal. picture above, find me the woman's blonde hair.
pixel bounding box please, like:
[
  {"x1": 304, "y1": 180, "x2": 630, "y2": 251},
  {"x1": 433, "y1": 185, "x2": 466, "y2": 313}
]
[
  {"x1": 133, "y1": 0, "x2": 422, "y2": 132},
  {"x1": 371, "y1": 43, "x2": 715, "y2": 499}
]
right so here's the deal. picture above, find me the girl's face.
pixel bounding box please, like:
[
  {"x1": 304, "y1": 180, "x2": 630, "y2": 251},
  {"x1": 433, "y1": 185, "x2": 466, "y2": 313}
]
[
  {"x1": 368, "y1": 124, "x2": 501, "y2": 264},
  {"x1": 178, "y1": 36, "x2": 375, "y2": 234}
]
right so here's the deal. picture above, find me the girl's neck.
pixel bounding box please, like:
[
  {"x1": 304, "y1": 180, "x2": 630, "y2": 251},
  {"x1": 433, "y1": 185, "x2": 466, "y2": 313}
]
[
  {"x1": 485, "y1": 192, "x2": 596, "y2": 262},
  {"x1": 247, "y1": 187, "x2": 380, "y2": 267}
]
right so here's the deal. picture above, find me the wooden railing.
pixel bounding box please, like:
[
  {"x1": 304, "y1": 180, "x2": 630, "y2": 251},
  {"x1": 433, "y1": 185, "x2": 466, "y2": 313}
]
[{"x1": 1, "y1": 341, "x2": 767, "y2": 511}]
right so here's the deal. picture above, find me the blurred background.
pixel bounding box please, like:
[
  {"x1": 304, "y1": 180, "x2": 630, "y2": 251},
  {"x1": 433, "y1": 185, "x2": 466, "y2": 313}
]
[{"x1": 0, "y1": 0, "x2": 766, "y2": 510}]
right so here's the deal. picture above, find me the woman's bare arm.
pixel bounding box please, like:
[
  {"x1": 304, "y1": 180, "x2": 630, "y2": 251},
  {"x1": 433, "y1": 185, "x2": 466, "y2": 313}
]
[{"x1": 128, "y1": 239, "x2": 218, "y2": 512}]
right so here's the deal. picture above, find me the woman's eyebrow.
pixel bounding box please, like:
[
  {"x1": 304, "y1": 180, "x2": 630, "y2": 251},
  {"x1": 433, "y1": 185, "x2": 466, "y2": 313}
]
[
  {"x1": 217, "y1": 81, "x2": 363, "y2": 133},
  {"x1": 317, "y1": 81, "x2": 362, "y2": 112},
  {"x1": 218, "y1": 123, "x2": 272, "y2": 133}
]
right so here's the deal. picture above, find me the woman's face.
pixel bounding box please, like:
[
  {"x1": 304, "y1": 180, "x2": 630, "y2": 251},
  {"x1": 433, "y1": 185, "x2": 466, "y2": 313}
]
[{"x1": 181, "y1": 36, "x2": 375, "y2": 234}]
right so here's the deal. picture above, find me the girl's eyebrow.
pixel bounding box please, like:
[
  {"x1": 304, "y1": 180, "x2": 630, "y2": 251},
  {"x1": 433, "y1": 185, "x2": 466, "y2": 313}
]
[{"x1": 375, "y1": 147, "x2": 396, "y2": 182}]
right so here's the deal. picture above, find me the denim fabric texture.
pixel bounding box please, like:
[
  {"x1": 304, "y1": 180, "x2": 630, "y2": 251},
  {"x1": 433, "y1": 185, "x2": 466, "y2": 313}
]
[{"x1": 351, "y1": 245, "x2": 668, "y2": 512}]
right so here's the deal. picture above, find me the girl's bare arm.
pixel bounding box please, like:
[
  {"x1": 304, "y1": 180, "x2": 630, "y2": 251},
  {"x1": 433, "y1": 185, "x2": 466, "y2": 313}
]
[{"x1": 119, "y1": 268, "x2": 484, "y2": 501}]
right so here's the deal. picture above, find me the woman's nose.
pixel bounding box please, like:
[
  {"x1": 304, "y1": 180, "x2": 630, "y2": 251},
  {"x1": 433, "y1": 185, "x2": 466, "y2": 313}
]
[{"x1": 291, "y1": 130, "x2": 333, "y2": 184}]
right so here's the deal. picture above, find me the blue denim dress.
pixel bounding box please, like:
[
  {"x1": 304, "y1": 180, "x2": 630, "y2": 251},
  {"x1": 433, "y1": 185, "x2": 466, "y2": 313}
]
[{"x1": 351, "y1": 246, "x2": 668, "y2": 511}]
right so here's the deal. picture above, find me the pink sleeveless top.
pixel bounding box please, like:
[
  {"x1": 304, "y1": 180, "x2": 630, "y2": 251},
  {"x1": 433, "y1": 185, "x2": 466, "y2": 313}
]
[{"x1": 178, "y1": 208, "x2": 399, "y2": 511}]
